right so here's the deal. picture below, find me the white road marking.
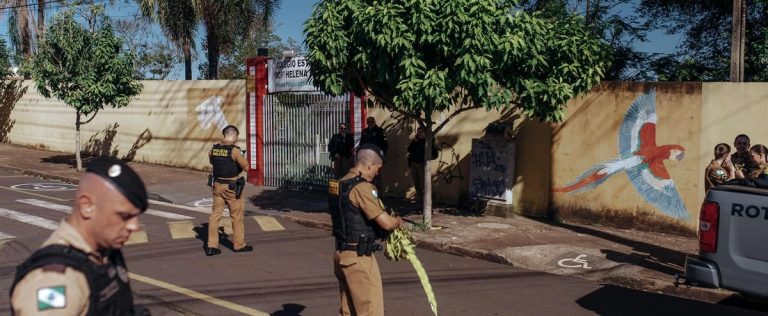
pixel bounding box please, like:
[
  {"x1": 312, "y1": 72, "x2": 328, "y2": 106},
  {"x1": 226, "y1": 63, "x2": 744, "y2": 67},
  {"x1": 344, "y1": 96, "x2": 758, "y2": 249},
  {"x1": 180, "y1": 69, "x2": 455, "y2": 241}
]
[
  {"x1": 0, "y1": 207, "x2": 59, "y2": 230},
  {"x1": 557, "y1": 254, "x2": 592, "y2": 269},
  {"x1": 0, "y1": 230, "x2": 15, "y2": 240},
  {"x1": 18, "y1": 199, "x2": 193, "y2": 220}
]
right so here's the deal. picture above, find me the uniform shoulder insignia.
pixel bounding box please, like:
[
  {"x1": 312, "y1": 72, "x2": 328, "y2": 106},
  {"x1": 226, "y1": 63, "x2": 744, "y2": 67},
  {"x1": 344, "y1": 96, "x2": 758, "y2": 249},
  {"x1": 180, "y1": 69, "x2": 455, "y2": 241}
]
[
  {"x1": 37, "y1": 286, "x2": 67, "y2": 311},
  {"x1": 41, "y1": 263, "x2": 67, "y2": 274},
  {"x1": 371, "y1": 189, "x2": 379, "y2": 199}
]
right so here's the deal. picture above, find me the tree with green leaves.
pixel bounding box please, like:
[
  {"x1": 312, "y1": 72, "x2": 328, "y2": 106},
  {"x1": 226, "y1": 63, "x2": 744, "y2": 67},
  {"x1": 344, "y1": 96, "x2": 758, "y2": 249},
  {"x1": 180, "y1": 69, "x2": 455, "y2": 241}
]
[
  {"x1": 29, "y1": 6, "x2": 143, "y2": 171},
  {"x1": 138, "y1": 0, "x2": 197, "y2": 80},
  {"x1": 640, "y1": 0, "x2": 768, "y2": 81},
  {"x1": 305, "y1": 0, "x2": 611, "y2": 227},
  {"x1": 194, "y1": 0, "x2": 279, "y2": 79}
]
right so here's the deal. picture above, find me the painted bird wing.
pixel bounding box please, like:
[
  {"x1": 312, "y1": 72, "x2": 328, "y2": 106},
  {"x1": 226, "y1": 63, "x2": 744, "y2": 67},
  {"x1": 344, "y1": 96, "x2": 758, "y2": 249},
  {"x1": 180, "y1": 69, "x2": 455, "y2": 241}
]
[
  {"x1": 625, "y1": 165, "x2": 690, "y2": 220},
  {"x1": 619, "y1": 89, "x2": 657, "y2": 157}
]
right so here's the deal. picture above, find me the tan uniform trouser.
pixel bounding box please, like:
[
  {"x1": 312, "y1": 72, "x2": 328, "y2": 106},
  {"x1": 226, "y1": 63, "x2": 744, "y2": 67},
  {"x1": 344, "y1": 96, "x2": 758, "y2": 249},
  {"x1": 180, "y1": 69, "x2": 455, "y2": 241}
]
[
  {"x1": 334, "y1": 250, "x2": 384, "y2": 316},
  {"x1": 208, "y1": 182, "x2": 246, "y2": 249}
]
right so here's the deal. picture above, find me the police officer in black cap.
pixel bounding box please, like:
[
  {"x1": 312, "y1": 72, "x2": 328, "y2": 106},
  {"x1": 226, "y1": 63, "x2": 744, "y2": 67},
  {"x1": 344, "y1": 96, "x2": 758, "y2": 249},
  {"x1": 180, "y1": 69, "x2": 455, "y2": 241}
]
[
  {"x1": 10, "y1": 157, "x2": 150, "y2": 315},
  {"x1": 329, "y1": 144, "x2": 404, "y2": 315}
]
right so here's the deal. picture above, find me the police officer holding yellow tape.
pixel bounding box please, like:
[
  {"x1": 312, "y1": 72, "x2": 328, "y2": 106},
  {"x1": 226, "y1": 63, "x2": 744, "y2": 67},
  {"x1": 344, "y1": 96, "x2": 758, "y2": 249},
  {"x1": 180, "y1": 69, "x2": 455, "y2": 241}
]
[
  {"x1": 329, "y1": 144, "x2": 404, "y2": 316},
  {"x1": 206, "y1": 125, "x2": 251, "y2": 256}
]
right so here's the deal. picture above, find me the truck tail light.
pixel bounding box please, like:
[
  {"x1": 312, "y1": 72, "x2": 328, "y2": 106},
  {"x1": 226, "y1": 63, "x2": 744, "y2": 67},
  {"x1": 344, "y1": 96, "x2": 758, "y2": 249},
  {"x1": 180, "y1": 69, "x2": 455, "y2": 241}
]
[{"x1": 699, "y1": 201, "x2": 719, "y2": 253}]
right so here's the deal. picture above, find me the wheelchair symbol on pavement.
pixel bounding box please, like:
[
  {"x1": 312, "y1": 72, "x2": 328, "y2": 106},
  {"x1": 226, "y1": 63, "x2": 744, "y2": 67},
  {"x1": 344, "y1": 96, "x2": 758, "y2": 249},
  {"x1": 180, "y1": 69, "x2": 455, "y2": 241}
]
[
  {"x1": 557, "y1": 254, "x2": 592, "y2": 269},
  {"x1": 10, "y1": 183, "x2": 78, "y2": 191}
]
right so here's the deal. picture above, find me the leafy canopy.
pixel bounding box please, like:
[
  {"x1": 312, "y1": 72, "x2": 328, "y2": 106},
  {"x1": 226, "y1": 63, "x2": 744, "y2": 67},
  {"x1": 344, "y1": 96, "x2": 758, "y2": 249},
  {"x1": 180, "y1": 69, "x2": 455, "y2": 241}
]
[
  {"x1": 304, "y1": 0, "x2": 611, "y2": 122},
  {"x1": 30, "y1": 7, "x2": 142, "y2": 115}
]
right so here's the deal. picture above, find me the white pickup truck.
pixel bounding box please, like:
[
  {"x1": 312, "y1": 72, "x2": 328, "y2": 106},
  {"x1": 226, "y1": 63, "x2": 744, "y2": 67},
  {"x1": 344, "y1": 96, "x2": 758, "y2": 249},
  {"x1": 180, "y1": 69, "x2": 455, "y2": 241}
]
[{"x1": 682, "y1": 184, "x2": 768, "y2": 298}]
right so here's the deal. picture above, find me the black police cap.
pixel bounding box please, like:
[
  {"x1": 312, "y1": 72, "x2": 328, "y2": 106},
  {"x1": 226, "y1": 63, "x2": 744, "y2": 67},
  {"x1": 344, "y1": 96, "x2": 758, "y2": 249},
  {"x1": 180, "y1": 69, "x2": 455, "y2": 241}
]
[
  {"x1": 86, "y1": 157, "x2": 148, "y2": 212},
  {"x1": 357, "y1": 144, "x2": 386, "y2": 163}
]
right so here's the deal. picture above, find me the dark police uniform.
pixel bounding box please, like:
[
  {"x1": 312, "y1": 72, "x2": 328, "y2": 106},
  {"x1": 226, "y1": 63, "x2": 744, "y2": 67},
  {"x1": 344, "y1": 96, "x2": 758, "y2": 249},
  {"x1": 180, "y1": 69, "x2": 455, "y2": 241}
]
[
  {"x1": 10, "y1": 157, "x2": 148, "y2": 316},
  {"x1": 208, "y1": 139, "x2": 249, "y2": 252},
  {"x1": 360, "y1": 125, "x2": 388, "y2": 155},
  {"x1": 748, "y1": 163, "x2": 768, "y2": 179},
  {"x1": 329, "y1": 149, "x2": 389, "y2": 316},
  {"x1": 731, "y1": 151, "x2": 757, "y2": 177}
]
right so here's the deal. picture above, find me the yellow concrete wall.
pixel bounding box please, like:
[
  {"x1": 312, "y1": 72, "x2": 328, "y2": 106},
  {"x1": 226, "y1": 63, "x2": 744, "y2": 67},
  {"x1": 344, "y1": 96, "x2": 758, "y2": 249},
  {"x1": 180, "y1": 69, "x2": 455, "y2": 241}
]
[
  {"x1": 551, "y1": 82, "x2": 702, "y2": 234},
  {"x1": 367, "y1": 105, "x2": 551, "y2": 217},
  {"x1": 5, "y1": 80, "x2": 245, "y2": 170}
]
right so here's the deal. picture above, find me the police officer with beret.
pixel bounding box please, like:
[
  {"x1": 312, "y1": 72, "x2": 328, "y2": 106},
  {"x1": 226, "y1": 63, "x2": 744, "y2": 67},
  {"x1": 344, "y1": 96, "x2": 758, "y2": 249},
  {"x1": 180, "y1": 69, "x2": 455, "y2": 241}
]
[
  {"x1": 329, "y1": 144, "x2": 404, "y2": 316},
  {"x1": 206, "y1": 125, "x2": 251, "y2": 256},
  {"x1": 10, "y1": 157, "x2": 150, "y2": 315}
]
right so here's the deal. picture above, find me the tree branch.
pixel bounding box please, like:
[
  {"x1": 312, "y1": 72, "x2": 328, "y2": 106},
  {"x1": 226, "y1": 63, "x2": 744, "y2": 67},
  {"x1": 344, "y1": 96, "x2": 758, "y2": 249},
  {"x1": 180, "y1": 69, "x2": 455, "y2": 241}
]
[
  {"x1": 434, "y1": 105, "x2": 482, "y2": 134},
  {"x1": 80, "y1": 108, "x2": 99, "y2": 125}
]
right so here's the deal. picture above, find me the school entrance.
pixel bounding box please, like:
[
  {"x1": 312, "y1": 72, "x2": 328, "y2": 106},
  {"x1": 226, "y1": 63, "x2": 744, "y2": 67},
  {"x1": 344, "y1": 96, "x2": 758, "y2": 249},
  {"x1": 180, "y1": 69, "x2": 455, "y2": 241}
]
[{"x1": 245, "y1": 57, "x2": 366, "y2": 191}]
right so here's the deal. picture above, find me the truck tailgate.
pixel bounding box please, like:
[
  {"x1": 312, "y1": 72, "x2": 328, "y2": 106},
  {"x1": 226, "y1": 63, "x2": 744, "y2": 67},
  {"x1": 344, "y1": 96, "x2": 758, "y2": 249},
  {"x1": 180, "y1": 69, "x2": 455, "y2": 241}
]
[{"x1": 707, "y1": 186, "x2": 768, "y2": 296}]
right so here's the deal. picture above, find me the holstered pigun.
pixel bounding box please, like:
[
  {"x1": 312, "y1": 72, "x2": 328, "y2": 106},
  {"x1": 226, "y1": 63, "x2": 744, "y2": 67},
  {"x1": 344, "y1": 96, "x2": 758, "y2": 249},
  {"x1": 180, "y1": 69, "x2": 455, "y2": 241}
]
[{"x1": 235, "y1": 176, "x2": 246, "y2": 199}]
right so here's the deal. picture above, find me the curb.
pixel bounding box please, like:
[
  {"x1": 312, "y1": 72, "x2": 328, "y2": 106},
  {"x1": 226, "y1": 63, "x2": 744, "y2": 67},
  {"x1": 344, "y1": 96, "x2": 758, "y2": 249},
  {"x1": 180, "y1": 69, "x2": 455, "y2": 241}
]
[{"x1": 0, "y1": 165, "x2": 80, "y2": 185}]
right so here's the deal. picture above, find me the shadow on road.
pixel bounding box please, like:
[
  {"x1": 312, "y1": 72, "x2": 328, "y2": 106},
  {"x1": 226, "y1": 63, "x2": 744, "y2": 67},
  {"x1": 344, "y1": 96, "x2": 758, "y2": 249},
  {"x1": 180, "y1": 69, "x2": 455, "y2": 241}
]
[
  {"x1": 271, "y1": 303, "x2": 306, "y2": 316},
  {"x1": 192, "y1": 223, "x2": 234, "y2": 251},
  {"x1": 577, "y1": 285, "x2": 760, "y2": 315}
]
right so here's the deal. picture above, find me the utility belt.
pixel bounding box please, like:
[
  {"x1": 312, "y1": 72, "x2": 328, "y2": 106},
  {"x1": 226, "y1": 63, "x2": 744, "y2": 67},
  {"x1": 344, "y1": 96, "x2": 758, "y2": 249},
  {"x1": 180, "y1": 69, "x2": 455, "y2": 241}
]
[
  {"x1": 335, "y1": 238, "x2": 382, "y2": 257},
  {"x1": 209, "y1": 176, "x2": 246, "y2": 199},
  {"x1": 215, "y1": 178, "x2": 237, "y2": 184}
]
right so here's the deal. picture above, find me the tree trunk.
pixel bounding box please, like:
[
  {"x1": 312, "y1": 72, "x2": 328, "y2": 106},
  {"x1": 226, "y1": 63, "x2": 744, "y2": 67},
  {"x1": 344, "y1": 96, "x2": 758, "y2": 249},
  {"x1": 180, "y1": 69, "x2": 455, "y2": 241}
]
[
  {"x1": 37, "y1": 0, "x2": 44, "y2": 36},
  {"x1": 19, "y1": 3, "x2": 32, "y2": 62},
  {"x1": 422, "y1": 118, "x2": 434, "y2": 229},
  {"x1": 205, "y1": 20, "x2": 219, "y2": 79},
  {"x1": 183, "y1": 39, "x2": 192, "y2": 80},
  {"x1": 76, "y1": 111, "x2": 82, "y2": 172},
  {"x1": 730, "y1": 0, "x2": 746, "y2": 82}
]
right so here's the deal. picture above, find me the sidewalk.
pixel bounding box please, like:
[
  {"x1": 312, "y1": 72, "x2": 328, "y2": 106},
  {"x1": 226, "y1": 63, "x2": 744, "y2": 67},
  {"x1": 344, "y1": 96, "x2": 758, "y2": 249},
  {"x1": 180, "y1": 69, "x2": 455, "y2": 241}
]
[{"x1": 0, "y1": 143, "x2": 733, "y2": 302}]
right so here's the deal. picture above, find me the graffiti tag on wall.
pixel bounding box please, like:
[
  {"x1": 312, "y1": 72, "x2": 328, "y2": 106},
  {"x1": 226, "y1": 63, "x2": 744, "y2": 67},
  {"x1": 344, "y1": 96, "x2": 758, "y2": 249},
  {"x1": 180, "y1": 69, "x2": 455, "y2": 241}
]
[
  {"x1": 469, "y1": 139, "x2": 515, "y2": 202},
  {"x1": 553, "y1": 89, "x2": 690, "y2": 220}
]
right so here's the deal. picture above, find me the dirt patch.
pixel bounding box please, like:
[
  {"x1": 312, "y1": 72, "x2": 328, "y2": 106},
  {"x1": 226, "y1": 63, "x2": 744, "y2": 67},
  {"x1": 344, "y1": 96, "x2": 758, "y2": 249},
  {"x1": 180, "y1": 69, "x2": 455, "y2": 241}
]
[{"x1": 554, "y1": 205, "x2": 697, "y2": 237}]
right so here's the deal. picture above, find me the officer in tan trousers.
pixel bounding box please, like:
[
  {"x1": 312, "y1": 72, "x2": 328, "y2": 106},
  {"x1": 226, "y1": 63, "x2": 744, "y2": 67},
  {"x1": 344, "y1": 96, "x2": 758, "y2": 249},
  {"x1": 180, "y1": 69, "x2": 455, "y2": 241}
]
[
  {"x1": 329, "y1": 144, "x2": 405, "y2": 315},
  {"x1": 206, "y1": 125, "x2": 252, "y2": 256}
]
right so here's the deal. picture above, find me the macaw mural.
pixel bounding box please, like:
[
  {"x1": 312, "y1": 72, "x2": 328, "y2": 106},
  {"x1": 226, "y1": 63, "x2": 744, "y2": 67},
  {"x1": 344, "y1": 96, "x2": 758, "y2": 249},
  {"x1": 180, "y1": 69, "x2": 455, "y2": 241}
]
[{"x1": 554, "y1": 89, "x2": 690, "y2": 220}]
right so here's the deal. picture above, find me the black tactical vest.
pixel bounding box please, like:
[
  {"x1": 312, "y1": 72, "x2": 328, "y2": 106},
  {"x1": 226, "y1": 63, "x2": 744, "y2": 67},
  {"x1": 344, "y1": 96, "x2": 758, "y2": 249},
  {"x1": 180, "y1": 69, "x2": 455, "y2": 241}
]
[
  {"x1": 210, "y1": 144, "x2": 242, "y2": 178},
  {"x1": 10, "y1": 245, "x2": 136, "y2": 316},
  {"x1": 329, "y1": 176, "x2": 387, "y2": 243}
]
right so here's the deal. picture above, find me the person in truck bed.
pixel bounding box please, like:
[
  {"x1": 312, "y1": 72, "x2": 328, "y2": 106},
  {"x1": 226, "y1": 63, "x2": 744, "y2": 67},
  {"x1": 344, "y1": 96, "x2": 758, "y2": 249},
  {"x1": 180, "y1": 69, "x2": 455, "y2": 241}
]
[
  {"x1": 746, "y1": 144, "x2": 768, "y2": 179},
  {"x1": 705, "y1": 143, "x2": 735, "y2": 192}
]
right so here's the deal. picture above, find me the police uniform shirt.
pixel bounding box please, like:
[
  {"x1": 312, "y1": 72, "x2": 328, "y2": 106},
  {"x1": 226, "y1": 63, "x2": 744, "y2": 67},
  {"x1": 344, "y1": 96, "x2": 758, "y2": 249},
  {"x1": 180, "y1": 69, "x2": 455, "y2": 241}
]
[
  {"x1": 341, "y1": 169, "x2": 385, "y2": 221},
  {"x1": 11, "y1": 220, "x2": 102, "y2": 315},
  {"x1": 731, "y1": 151, "x2": 757, "y2": 176},
  {"x1": 748, "y1": 163, "x2": 768, "y2": 179},
  {"x1": 704, "y1": 160, "x2": 729, "y2": 192},
  {"x1": 209, "y1": 140, "x2": 249, "y2": 179}
]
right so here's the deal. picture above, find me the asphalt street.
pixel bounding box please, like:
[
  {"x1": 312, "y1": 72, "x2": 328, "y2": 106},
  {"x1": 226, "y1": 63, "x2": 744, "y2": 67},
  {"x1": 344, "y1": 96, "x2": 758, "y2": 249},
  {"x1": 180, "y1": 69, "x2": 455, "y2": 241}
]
[{"x1": 0, "y1": 170, "x2": 765, "y2": 315}]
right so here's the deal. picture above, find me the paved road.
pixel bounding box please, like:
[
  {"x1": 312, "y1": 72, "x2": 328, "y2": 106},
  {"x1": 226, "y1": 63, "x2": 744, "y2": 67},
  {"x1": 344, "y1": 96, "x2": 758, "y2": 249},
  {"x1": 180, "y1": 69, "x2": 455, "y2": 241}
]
[{"x1": 0, "y1": 170, "x2": 765, "y2": 315}]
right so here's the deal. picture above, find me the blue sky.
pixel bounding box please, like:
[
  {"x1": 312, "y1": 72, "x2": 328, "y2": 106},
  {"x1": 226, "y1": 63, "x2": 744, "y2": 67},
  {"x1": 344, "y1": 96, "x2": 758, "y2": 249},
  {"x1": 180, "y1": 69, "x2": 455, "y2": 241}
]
[{"x1": 0, "y1": 0, "x2": 681, "y2": 79}]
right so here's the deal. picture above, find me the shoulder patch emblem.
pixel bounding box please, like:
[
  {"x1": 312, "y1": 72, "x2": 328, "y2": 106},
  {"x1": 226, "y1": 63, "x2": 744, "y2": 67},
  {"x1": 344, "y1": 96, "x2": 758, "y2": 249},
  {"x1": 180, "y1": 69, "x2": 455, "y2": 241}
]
[
  {"x1": 37, "y1": 286, "x2": 66, "y2": 311},
  {"x1": 372, "y1": 190, "x2": 378, "y2": 199}
]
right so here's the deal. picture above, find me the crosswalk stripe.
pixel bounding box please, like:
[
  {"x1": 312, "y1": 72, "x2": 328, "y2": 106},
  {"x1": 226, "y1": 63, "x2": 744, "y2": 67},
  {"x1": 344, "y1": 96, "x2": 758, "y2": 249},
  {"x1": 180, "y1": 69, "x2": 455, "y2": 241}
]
[
  {"x1": 0, "y1": 207, "x2": 59, "y2": 230},
  {"x1": 144, "y1": 209, "x2": 194, "y2": 220},
  {"x1": 17, "y1": 199, "x2": 71, "y2": 212},
  {"x1": 0, "y1": 230, "x2": 15, "y2": 240},
  {"x1": 17, "y1": 199, "x2": 193, "y2": 220},
  {"x1": 126, "y1": 224, "x2": 148, "y2": 245},
  {"x1": 252, "y1": 216, "x2": 285, "y2": 231},
  {"x1": 149, "y1": 200, "x2": 229, "y2": 217},
  {"x1": 168, "y1": 221, "x2": 197, "y2": 239}
]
